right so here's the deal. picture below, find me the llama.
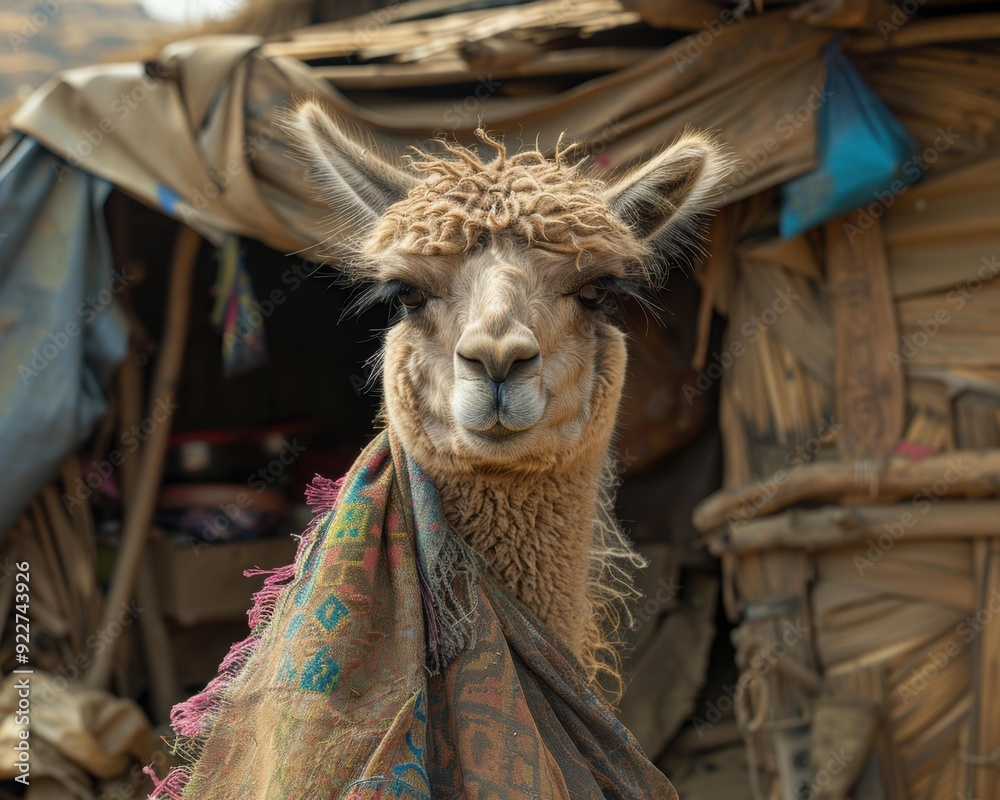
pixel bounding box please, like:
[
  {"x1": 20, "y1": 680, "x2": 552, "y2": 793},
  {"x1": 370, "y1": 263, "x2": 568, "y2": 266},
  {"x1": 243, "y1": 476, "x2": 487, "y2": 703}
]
[
  {"x1": 151, "y1": 104, "x2": 728, "y2": 800},
  {"x1": 289, "y1": 102, "x2": 728, "y2": 681}
]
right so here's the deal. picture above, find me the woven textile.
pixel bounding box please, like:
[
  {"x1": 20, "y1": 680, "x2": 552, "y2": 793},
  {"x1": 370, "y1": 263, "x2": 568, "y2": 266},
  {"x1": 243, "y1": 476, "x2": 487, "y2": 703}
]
[{"x1": 151, "y1": 429, "x2": 676, "y2": 800}]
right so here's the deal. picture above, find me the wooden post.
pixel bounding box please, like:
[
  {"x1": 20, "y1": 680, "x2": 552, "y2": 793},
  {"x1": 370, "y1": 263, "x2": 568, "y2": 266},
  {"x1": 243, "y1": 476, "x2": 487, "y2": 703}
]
[
  {"x1": 825, "y1": 211, "x2": 904, "y2": 461},
  {"x1": 967, "y1": 539, "x2": 1000, "y2": 799},
  {"x1": 709, "y1": 500, "x2": 1000, "y2": 555},
  {"x1": 119, "y1": 339, "x2": 184, "y2": 722},
  {"x1": 85, "y1": 225, "x2": 200, "y2": 689}
]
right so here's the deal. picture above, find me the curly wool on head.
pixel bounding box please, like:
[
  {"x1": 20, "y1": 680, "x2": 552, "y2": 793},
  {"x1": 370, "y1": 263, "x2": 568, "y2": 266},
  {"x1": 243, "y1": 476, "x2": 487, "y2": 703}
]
[{"x1": 364, "y1": 130, "x2": 652, "y2": 268}]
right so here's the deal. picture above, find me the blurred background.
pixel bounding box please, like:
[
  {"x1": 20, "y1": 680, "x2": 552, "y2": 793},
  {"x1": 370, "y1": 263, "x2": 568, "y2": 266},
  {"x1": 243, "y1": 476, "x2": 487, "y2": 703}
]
[{"x1": 1, "y1": 1, "x2": 999, "y2": 799}]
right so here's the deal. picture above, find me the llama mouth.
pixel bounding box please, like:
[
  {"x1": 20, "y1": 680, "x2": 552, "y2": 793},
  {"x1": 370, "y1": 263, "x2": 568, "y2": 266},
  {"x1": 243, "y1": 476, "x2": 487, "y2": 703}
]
[{"x1": 472, "y1": 424, "x2": 524, "y2": 442}]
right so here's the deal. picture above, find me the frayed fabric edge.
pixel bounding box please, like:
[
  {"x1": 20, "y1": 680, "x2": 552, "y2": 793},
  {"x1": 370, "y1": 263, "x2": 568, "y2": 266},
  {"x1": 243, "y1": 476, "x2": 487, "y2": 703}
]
[{"x1": 146, "y1": 474, "x2": 344, "y2": 798}]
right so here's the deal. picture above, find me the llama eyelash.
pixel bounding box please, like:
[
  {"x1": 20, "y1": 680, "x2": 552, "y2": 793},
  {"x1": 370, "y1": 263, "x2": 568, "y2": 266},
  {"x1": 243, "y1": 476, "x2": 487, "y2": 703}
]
[
  {"x1": 350, "y1": 279, "x2": 421, "y2": 317},
  {"x1": 572, "y1": 276, "x2": 647, "y2": 317},
  {"x1": 590, "y1": 275, "x2": 666, "y2": 330},
  {"x1": 563, "y1": 275, "x2": 640, "y2": 298},
  {"x1": 377, "y1": 279, "x2": 415, "y2": 304}
]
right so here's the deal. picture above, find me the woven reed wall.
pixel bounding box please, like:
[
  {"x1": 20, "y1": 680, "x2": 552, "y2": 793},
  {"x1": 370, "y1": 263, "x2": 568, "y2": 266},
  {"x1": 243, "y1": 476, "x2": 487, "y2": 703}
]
[{"x1": 692, "y1": 44, "x2": 1000, "y2": 800}]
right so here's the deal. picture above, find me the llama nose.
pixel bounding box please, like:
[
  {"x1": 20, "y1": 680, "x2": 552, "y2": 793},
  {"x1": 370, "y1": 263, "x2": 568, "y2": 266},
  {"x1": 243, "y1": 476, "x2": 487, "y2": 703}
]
[{"x1": 456, "y1": 332, "x2": 541, "y2": 384}]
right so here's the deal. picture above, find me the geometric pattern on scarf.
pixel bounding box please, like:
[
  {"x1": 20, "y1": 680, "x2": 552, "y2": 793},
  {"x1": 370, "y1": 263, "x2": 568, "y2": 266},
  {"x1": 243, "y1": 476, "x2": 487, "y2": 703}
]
[{"x1": 149, "y1": 430, "x2": 677, "y2": 800}]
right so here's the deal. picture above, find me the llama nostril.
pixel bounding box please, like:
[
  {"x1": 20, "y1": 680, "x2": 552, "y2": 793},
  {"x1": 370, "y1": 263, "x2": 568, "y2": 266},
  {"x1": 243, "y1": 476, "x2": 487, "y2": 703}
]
[
  {"x1": 502, "y1": 350, "x2": 541, "y2": 382},
  {"x1": 456, "y1": 341, "x2": 541, "y2": 383},
  {"x1": 485, "y1": 352, "x2": 539, "y2": 383}
]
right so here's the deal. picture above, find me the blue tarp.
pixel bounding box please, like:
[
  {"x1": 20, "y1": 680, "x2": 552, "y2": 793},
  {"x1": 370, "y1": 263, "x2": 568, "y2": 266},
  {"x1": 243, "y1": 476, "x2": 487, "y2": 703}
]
[
  {"x1": 0, "y1": 135, "x2": 128, "y2": 533},
  {"x1": 780, "y1": 45, "x2": 919, "y2": 238}
]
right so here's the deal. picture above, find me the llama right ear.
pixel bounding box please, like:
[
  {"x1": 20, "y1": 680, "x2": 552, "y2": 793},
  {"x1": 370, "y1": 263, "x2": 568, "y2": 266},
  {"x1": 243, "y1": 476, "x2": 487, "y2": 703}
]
[
  {"x1": 286, "y1": 101, "x2": 417, "y2": 225},
  {"x1": 602, "y1": 132, "x2": 729, "y2": 248}
]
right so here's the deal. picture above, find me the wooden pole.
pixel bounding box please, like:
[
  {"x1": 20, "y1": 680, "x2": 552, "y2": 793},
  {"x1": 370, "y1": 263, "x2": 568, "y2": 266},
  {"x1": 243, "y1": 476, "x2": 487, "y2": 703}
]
[
  {"x1": 29, "y1": 499, "x2": 82, "y2": 655},
  {"x1": 694, "y1": 450, "x2": 1000, "y2": 533},
  {"x1": 708, "y1": 499, "x2": 1000, "y2": 555},
  {"x1": 86, "y1": 225, "x2": 200, "y2": 689},
  {"x1": 968, "y1": 539, "x2": 1000, "y2": 799},
  {"x1": 119, "y1": 340, "x2": 184, "y2": 722}
]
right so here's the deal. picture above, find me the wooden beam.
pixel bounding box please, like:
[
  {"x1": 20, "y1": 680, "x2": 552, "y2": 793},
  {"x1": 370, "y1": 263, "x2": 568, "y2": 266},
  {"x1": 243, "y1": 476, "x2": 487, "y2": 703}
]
[
  {"x1": 693, "y1": 450, "x2": 1000, "y2": 532},
  {"x1": 708, "y1": 500, "x2": 1000, "y2": 555},
  {"x1": 85, "y1": 226, "x2": 200, "y2": 689}
]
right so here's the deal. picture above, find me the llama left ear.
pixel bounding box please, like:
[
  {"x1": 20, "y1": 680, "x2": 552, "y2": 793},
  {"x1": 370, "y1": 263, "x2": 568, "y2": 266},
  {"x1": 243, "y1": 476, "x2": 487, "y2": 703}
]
[
  {"x1": 602, "y1": 133, "x2": 729, "y2": 246},
  {"x1": 286, "y1": 100, "x2": 418, "y2": 227}
]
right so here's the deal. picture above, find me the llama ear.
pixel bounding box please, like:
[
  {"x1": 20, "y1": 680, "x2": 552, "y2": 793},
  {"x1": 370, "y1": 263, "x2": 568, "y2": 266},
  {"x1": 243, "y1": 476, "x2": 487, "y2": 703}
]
[
  {"x1": 286, "y1": 100, "x2": 417, "y2": 225},
  {"x1": 602, "y1": 133, "x2": 729, "y2": 246}
]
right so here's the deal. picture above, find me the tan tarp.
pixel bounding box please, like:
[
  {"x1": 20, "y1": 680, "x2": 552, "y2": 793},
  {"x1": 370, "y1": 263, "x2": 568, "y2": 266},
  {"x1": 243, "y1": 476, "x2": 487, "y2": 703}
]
[
  {"x1": 11, "y1": 37, "x2": 328, "y2": 254},
  {"x1": 11, "y1": 10, "x2": 831, "y2": 258},
  {"x1": 0, "y1": 672, "x2": 154, "y2": 797}
]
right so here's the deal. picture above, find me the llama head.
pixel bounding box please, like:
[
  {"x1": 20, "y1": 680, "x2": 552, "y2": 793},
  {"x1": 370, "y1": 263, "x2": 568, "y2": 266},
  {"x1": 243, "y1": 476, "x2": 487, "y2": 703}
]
[{"x1": 289, "y1": 101, "x2": 729, "y2": 480}]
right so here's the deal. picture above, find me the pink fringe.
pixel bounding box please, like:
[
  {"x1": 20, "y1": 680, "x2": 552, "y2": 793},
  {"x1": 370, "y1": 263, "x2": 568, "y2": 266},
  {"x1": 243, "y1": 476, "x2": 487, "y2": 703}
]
[
  {"x1": 144, "y1": 764, "x2": 190, "y2": 799},
  {"x1": 149, "y1": 475, "x2": 344, "y2": 799},
  {"x1": 169, "y1": 674, "x2": 224, "y2": 738},
  {"x1": 245, "y1": 563, "x2": 297, "y2": 630},
  {"x1": 305, "y1": 475, "x2": 344, "y2": 515},
  {"x1": 170, "y1": 636, "x2": 260, "y2": 738}
]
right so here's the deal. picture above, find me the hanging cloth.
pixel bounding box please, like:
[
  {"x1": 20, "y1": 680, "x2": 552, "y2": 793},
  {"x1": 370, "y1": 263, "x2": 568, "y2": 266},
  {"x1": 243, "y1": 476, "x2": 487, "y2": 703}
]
[
  {"x1": 210, "y1": 235, "x2": 268, "y2": 376},
  {"x1": 780, "y1": 43, "x2": 918, "y2": 238}
]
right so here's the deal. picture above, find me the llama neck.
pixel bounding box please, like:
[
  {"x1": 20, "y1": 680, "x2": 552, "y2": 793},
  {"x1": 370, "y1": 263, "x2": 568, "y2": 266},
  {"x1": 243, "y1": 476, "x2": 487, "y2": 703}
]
[{"x1": 433, "y1": 462, "x2": 601, "y2": 654}]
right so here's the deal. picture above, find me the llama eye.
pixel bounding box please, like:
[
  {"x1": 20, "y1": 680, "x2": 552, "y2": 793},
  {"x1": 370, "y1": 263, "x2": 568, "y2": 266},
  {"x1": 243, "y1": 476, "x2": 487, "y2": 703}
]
[
  {"x1": 396, "y1": 285, "x2": 426, "y2": 310},
  {"x1": 577, "y1": 282, "x2": 610, "y2": 308}
]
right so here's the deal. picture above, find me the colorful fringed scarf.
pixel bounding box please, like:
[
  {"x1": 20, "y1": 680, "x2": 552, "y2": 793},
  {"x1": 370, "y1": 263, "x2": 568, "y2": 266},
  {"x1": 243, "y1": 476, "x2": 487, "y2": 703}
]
[{"x1": 149, "y1": 430, "x2": 677, "y2": 800}]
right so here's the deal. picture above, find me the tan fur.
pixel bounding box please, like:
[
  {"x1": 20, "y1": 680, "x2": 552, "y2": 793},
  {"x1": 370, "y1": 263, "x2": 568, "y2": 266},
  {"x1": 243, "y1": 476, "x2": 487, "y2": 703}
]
[
  {"x1": 434, "y1": 467, "x2": 599, "y2": 655},
  {"x1": 366, "y1": 132, "x2": 650, "y2": 269},
  {"x1": 287, "y1": 102, "x2": 729, "y2": 688},
  {"x1": 378, "y1": 241, "x2": 630, "y2": 678}
]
